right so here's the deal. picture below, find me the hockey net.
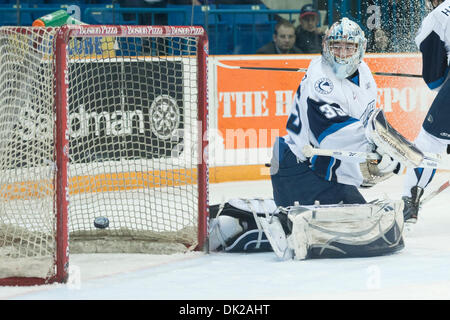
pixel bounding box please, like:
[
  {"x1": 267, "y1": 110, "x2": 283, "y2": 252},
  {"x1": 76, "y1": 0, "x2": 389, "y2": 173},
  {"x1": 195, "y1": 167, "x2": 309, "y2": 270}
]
[{"x1": 0, "y1": 25, "x2": 208, "y2": 285}]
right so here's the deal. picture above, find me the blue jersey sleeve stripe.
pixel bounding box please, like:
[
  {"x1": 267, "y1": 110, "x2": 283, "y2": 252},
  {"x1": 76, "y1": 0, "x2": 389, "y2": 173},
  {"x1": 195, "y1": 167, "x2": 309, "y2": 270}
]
[
  {"x1": 317, "y1": 118, "x2": 359, "y2": 143},
  {"x1": 310, "y1": 156, "x2": 341, "y2": 182},
  {"x1": 325, "y1": 157, "x2": 336, "y2": 181},
  {"x1": 310, "y1": 155, "x2": 317, "y2": 166},
  {"x1": 427, "y1": 67, "x2": 449, "y2": 90},
  {"x1": 427, "y1": 169, "x2": 437, "y2": 187},
  {"x1": 414, "y1": 167, "x2": 424, "y2": 180}
]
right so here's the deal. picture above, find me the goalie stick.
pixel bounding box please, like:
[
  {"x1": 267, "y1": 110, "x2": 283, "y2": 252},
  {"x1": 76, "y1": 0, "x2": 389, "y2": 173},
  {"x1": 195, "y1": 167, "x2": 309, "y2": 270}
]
[
  {"x1": 215, "y1": 61, "x2": 423, "y2": 78},
  {"x1": 302, "y1": 145, "x2": 450, "y2": 170}
]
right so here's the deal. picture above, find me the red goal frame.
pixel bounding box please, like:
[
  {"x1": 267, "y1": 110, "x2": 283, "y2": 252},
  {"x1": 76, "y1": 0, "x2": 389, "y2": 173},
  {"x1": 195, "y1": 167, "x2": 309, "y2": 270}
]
[{"x1": 0, "y1": 25, "x2": 209, "y2": 286}]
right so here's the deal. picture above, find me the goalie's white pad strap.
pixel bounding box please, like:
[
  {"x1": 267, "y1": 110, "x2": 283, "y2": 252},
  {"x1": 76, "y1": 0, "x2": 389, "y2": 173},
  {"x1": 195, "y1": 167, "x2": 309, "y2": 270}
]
[
  {"x1": 228, "y1": 198, "x2": 278, "y2": 214},
  {"x1": 229, "y1": 198, "x2": 281, "y2": 250},
  {"x1": 259, "y1": 216, "x2": 293, "y2": 260},
  {"x1": 287, "y1": 200, "x2": 404, "y2": 259},
  {"x1": 244, "y1": 199, "x2": 265, "y2": 250},
  {"x1": 230, "y1": 198, "x2": 293, "y2": 259}
]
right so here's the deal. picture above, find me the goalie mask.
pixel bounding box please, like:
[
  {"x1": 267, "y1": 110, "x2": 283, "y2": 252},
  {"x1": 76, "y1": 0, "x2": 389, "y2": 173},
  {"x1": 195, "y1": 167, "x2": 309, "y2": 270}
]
[{"x1": 322, "y1": 17, "x2": 367, "y2": 79}]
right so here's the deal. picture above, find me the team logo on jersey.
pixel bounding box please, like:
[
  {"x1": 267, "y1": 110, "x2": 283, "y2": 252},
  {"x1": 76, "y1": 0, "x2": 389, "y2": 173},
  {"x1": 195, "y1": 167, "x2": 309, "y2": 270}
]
[{"x1": 314, "y1": 78, "x2": 334, "y2": 95}]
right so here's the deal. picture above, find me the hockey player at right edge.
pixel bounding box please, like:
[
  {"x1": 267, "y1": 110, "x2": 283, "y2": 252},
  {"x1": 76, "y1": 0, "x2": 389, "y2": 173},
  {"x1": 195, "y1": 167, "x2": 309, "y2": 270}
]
[
  {"x1": 401, "y1": 0, "x2": 450, "y2": 224},
  {"x1": 208, "y1": 18, "x2": 424, "y2": 260}
]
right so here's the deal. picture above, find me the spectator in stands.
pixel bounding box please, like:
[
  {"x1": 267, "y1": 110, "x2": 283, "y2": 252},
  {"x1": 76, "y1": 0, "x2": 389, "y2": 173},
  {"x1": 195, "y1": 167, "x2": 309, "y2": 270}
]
[
  {"x1": 256, "y1": 20, "x2": 303, "y2": 54},
  {"x1": 295, "y1": 4, "x2": 327, "y2": 54},
  {"x1": 367, "y1": 28, "x2": 392, "y2": 53}
]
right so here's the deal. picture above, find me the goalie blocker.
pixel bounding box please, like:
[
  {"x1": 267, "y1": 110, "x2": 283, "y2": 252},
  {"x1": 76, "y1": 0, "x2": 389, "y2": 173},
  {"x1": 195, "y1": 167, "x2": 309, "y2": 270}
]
[
  {"x1": 208, "y1": 198, "x2": 404, "y2": 260},
  {"x1": 366, "y1": 108, "x2": 425, "y2": 168}
]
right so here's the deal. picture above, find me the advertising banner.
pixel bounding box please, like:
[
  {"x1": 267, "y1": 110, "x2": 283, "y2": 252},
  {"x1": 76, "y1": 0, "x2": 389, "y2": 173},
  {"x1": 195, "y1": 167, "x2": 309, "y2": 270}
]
[
  {"x1": 214, "y1": 54, "x2": 435, "y2": 153},
  {"x1": 11, "y1": 59, "x2": 185, "y2": 170},
  {"x1": 67, "y1": 60, "x2": 184, "y2": 163},
  {"x1": 206, "y1": 53, "x2": 437, "y2": 181}
]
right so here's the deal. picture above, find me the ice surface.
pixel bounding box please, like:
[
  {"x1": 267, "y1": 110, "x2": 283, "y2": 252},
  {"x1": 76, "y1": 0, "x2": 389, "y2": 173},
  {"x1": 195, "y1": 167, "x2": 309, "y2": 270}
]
[{"x1": 1, "y1": 173, "x2": 450, "y2": 300}]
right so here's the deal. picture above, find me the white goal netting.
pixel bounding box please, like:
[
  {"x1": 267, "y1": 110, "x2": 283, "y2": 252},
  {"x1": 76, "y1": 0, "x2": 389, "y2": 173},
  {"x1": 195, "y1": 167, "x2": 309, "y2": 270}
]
[{"x1": 0, "y1": 26, "x2": 208, "y2": 283}]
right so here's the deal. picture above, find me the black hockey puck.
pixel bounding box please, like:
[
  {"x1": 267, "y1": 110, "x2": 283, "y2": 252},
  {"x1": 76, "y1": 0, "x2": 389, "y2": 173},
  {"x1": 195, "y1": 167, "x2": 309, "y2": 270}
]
[{"x1": 94, "y1": 216, "x2": 110, "y2": 229}]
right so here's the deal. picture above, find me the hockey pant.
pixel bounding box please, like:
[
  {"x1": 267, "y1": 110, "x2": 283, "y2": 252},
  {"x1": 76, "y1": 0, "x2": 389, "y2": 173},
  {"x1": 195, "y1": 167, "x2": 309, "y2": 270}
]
[{"x1": 270, "y1": 137, "x2": 366, "y2": 207}]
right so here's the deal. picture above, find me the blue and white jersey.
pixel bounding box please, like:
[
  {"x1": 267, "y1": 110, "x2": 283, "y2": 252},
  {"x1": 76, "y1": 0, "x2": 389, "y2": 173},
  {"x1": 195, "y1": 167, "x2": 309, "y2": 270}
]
[
  {"x1": 415, "y1": 0, "x2": 450, "y2": 90},
  {"x1": 283, "y1": 56, "x2": 377, "y2": 187}
]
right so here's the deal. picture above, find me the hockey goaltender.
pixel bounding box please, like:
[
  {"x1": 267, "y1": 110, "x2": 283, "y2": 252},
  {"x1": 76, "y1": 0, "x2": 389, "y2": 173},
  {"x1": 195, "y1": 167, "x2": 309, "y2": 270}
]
[{"x1": 206, "y1": 17, "x2": 438, "y2": 260}]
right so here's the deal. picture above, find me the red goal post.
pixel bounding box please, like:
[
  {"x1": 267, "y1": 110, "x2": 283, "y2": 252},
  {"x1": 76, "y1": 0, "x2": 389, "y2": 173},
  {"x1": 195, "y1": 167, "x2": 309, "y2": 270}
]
[{"x1": 0, "y1": 25, "x2": 209, "y2": 286}]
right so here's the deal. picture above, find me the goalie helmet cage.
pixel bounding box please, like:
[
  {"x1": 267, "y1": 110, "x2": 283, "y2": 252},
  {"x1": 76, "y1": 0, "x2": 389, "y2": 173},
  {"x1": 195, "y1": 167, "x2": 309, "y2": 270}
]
[{"x1": 0, "y1": 25, "x2": 209, "y2": 286}]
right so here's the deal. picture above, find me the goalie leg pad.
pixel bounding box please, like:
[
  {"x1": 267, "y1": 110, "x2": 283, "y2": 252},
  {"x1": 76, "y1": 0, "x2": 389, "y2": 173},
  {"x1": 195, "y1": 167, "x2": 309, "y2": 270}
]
[
  {"x1": 286, "y1": 200, "x2": 405, "y2": 259},
  {"x1": 208, "y1": 199, "x2": 279, "y2": 253},
  {"x1": 287, "y1": 216, "x2": 309, "y2": 260}
]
